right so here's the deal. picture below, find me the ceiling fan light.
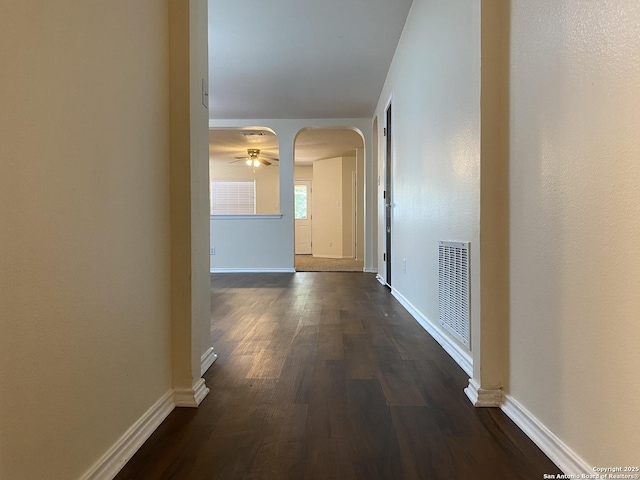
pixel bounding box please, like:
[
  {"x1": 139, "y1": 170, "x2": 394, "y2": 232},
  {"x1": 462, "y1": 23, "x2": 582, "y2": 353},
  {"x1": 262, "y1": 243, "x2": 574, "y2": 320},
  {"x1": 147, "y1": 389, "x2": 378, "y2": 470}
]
[
  {"x1": 245, "y1": 159, "x2": 252, "y2": 166},
  {"x1": 253, "y1": 160, "x2": 260, "y2": 167}
]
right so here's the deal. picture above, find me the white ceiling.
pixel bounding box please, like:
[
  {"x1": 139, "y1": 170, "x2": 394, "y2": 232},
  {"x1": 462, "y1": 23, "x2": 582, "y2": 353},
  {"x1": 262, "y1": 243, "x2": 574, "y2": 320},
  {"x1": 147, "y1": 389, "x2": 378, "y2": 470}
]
[
  {"x1": 209, "y1": 128, "x2": 364, "y2": 166},
  {"x1": 208, "y1": 0, "x2": 413, "y2": 120}
]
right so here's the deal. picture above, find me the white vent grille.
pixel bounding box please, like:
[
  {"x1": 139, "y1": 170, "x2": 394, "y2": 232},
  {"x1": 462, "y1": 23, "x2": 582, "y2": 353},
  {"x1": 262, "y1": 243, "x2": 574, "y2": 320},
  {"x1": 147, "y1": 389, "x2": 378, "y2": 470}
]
[{"x1": 438, "y1": 241, "x2": 470, "y2": 347}]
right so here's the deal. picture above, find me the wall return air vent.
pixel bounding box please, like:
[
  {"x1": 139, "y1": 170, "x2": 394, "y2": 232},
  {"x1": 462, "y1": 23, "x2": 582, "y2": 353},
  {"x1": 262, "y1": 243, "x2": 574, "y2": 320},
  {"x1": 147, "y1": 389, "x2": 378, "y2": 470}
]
[{"x1": 438, "y1": 241, "x2": 470, "y2": 347}]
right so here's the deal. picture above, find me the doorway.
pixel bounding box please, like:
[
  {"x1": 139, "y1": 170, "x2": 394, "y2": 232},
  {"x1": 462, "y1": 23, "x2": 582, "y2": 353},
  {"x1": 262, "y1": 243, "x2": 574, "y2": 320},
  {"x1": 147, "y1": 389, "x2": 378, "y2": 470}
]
[{"x1": 294, "y1": 180, "x2": 313, "y2": 254}]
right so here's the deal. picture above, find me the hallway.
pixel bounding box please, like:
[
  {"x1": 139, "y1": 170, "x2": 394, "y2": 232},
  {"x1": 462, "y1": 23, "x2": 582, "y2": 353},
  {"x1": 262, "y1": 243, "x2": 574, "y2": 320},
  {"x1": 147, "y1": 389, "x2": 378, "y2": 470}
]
[{"x1": 116, "y1": 272, "x2": 557, "y2": 479}]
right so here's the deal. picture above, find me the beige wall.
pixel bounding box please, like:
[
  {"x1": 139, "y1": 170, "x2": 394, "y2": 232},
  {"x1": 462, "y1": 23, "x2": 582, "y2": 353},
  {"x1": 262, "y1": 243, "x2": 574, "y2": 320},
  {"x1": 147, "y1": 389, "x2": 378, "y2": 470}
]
[
  {"x1": 295, "y1": 165, "x2": 314, "y2": 179},
  {"x1": 210, "y1": 163, "x2": 280, "y2": 214},
  {"x1": 355, "y1": 148, "x2": 365, "y2": 261},
  {"x1": 312, "y1": 156, "x2": 356, "y2": 258},
  {"x1": 509, "y1": 0, "x2": 640, "y2": 467},
  {"x1": 342, "y1": 157, "x2": 356, "y2": 257},
  {"x1": 312, "y1": 157, "x2": 344, "y2": 257},
  {"x1": 0, "y1": 1, "x2": 173, "y2": 479}
]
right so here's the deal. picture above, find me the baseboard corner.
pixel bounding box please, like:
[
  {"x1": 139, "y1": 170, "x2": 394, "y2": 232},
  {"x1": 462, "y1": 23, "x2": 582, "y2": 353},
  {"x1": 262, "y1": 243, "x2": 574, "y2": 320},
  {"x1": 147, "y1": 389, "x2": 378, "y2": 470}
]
[
  {"x1": 464, "y1": 378, "x2": 504, "y2": 407},
  {"x1": 174, "y1": 378, "x2": 210, "y2": 408}
]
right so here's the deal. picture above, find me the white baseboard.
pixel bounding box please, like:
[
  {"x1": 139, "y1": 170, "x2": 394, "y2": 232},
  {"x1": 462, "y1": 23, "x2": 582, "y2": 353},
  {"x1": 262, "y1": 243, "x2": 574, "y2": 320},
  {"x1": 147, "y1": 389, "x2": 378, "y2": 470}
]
[
  {"x1": 79, "y1": 390, "x2": 175, "y2": 480},
  {"x1": 312, "y1": 255, "x2": 343, "y2": 259},
  {"x1": 391, "y1": 288, "x2": 473, "y2": 377},
  {"x1": 210, "y1": 268, "x2": 295, "y2": 273},
  {"x1": 464, "y1": 378, "x2": 503, "y2": 407},
  {"x1": 201, "y1": 347, "x2": 218, "y2": 376},
  {"x1": 375, "y1": 274, "x2": 387, "y2": 285},
  {"x1": 363, "y1": 267, "x2": 377, "y2": 273},
  {"x1": 501, "y1": 395, "x2": 591, "y2": 475},
  {"x1": 174, "y1": 378, "x2": 209, "y2": 408}
]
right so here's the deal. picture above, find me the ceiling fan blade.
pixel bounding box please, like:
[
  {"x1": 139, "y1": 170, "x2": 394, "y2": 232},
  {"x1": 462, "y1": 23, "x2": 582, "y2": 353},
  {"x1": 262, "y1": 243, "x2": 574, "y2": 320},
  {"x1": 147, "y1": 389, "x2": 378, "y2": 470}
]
[
  {"x1": 261, "y1": 156, "x2": 279, "y2": 162},
  {"x1": 234, "y1": 156, "x2": 248, "y2": 159},
  {"x1": 258, "y1": 158, "x2": 272, "y2": 166},
  {"x1": 228, "y1": 159, "x2": 244, "y2": 164}
]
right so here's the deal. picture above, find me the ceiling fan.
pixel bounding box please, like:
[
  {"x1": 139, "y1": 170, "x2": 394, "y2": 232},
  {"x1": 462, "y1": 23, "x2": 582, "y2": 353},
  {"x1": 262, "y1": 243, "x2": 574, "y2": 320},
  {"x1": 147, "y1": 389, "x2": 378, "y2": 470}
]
[{"x1": 231, "y1": 148, "x2": 279, "y2": 167}]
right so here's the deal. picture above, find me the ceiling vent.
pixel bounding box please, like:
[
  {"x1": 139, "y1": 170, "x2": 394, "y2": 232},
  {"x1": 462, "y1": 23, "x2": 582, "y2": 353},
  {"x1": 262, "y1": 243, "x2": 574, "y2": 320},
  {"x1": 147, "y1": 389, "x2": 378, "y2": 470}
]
[
  {"x1": 438, "y1": 241, "x2": 470, "y2": 348},
  {"x1": 242, "y1": 131, "x2": 266, "y2": 137},
  {"x1": 242, "y1": 131, "x2": 267, "y2": 144}
]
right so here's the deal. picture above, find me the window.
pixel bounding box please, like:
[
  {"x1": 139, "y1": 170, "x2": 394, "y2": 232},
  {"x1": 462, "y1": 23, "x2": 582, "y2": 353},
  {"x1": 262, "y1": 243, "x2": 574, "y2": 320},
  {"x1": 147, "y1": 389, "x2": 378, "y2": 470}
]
[
  {"x1": 210, "y1": 180, "x2": 255, "y2": 215},
  {"x1": 294, "y1": 184, "x2": 308, "y2": 219}
]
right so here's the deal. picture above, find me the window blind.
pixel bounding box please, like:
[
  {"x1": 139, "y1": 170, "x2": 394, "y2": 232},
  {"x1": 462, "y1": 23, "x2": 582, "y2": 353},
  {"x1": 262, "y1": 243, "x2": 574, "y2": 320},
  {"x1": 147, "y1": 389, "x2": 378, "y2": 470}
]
[{"x1": 210, "y1": 180, "x2": 255, "y2": 215}]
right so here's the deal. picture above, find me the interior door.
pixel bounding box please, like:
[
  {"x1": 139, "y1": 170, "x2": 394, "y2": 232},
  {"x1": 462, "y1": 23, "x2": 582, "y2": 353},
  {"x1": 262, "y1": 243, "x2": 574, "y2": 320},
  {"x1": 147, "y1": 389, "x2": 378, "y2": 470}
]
[
  {"x1": 295, "y1": 180, "x2": 312, "y2": 255},
  {"x1": 385, "y1": 102, "x2": 392, "y2": 287}
]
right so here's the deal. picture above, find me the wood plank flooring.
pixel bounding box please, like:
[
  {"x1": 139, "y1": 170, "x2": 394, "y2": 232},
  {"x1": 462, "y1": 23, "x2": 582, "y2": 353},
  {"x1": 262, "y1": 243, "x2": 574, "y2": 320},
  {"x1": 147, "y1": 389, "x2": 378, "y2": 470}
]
[{"x1": 116, "y1": 272, "x2": 559, "y2": 479}]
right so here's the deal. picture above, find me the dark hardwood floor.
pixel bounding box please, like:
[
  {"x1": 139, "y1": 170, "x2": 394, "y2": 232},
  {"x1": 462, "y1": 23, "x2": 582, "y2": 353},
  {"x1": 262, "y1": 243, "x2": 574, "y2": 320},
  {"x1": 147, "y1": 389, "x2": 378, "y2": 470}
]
[{"x1": 116, "y1": 272, "x2": 559, "y2": 479}]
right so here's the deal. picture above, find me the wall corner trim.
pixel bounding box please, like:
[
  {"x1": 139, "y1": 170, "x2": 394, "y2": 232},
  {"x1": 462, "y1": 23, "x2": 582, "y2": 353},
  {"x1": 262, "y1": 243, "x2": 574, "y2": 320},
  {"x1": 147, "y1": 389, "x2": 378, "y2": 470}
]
[
  {"x1": 201, "y1": 347, "x2": 218, "y2": 376},
  {"x1": 174, "y1": 378, "x2": 209, "y2": 408},
  {"x1": 464, "y1": 378, "x2": 503, "y2": 407},
  {"x1": 391, "y1": 288, "x2": 473, "y2": 377},
  {"x1": 79, "y1": 390, "x2": 175, "y2": 480},
  {"x1": 501, "y1": 395, "x2": 592, "y2": 475},
  {"x1": 375, "y1": 274, "x2": 386, "y2": 285}
]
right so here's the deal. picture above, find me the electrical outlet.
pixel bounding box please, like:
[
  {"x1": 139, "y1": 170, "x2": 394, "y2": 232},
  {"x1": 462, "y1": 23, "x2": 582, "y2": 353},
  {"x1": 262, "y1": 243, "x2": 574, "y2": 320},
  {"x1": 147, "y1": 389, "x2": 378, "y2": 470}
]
[
  {"x1": 210, "y1": 247, "x2": 216, "y2": 255},
  {"x1": 402, "y1": 258, "x2": 407, "y2": 274}
]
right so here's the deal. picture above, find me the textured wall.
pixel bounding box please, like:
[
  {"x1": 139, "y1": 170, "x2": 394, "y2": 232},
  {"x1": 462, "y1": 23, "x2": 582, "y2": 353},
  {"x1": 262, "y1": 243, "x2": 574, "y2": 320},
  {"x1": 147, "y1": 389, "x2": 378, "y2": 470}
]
[
  {"x1": 0, "y1": 1, "x2": 172, "y2": 478},
  {"x1": 509, "y1": 0, "x2": 640, "y2": 467},
  {"x1": 374, "y1": 0, "x2": 481, "y2": 355}
]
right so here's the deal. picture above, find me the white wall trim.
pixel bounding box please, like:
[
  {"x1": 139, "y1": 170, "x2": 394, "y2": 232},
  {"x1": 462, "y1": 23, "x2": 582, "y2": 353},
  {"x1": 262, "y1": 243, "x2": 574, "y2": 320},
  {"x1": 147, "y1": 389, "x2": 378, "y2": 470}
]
[
  {"x1": 210, "y1": 268, "x2": 296, "y2": 273},
  {"x1": 174, "y1": 378, "x2": 209, "y2": 408},
  {"x1": 375, "y1": 273, "x2": 386, "y2": 285},
  {"x1": 501, "y1": 395, "x2": 591, "y2": 475},
  {"x1": 464, "y1": 378, "x2": 504, "y2": 407},
  {"x1": 391, "y1": 287, "x2": 473, "y2": 377},
  {"x1": 364, "y1": 268, "x2": 377, "y2": 273},
  {"x1": 312, "y1": 254, "x2": 344, "y2": 259},
  {"x1": 201, "y1": 347, "x2": 218, "y2": 376},
  {"x1": 79, "y1": 390, "x2": 175, "y2": 480},
  {"x1": 210, "y1": 214, "x2": 283, "y2": 220}
]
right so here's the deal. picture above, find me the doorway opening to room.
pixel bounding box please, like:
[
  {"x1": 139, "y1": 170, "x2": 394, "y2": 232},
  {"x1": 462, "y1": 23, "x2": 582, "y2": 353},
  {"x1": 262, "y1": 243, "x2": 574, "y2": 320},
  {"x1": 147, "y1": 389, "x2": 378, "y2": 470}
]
[{"x1": 293, "y1": 127, "x2": 365, "y2": 272}]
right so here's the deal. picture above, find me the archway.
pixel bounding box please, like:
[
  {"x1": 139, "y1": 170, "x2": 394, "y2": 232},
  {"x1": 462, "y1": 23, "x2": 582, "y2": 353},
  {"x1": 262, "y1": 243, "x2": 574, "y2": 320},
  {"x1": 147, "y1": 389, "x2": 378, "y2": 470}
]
[{"x1": 293, "y1": 127, "x2": 365, "y2": 272}]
